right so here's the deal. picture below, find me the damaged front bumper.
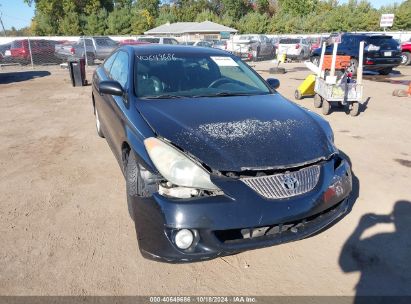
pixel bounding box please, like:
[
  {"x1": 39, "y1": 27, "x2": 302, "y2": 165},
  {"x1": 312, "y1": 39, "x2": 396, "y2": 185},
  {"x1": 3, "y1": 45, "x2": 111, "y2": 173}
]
[{"x1": 131, "y1": 155, "x2": 352, "y2": 263}]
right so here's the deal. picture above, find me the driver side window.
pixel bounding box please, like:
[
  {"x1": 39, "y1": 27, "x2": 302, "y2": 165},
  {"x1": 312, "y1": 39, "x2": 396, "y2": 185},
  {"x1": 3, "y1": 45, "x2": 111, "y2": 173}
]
[{"x1": 110, "y1": 51, "x2": 129, "y2": 89}]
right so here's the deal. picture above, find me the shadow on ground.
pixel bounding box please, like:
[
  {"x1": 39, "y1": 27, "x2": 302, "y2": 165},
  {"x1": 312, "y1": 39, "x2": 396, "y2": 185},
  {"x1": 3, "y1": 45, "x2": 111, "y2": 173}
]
[
  {"x1": 0, "y1": 70, "x2": 51, "y2": 84},
  {"x1": 339, "y1": 200, "x2": 411, "y2": 303}
]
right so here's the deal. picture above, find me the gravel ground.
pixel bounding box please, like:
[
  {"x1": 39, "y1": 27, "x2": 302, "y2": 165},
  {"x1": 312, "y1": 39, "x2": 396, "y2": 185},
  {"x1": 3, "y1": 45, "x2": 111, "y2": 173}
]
[{"x1": 0, "y1": 62, "x2": 410, "y2": 296}]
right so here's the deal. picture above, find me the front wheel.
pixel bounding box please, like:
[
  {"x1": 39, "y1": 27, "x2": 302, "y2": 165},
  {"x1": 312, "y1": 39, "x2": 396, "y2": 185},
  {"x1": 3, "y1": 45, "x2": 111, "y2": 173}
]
[
  {"x1": 400, "y1": 52, "x2": 411, "y2": 65},
  {"x1": 311, "y1": 56, "x2": 320, "y2": 66},
  {"x1": 349, "y1": 102, "x2": 360, "y2": 117},
  {"x1": 322, "y1": 99, "x2": 331, "y2": 115},
  {"x1": 314, "y1": 94, "x2": 323, "y2": 108},
  {"x1": 294, "y1": 89, "x2": 302, "y2": 100},
  {"x1": 95, "y1": 108, "x2": 104, "y2": 138}
]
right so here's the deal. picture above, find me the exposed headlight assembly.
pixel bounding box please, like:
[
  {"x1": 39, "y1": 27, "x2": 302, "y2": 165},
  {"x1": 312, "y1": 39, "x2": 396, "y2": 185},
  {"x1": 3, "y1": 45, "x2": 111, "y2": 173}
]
[{"x1": 144, "y1": 137, "x2": 219, "y2": 191}]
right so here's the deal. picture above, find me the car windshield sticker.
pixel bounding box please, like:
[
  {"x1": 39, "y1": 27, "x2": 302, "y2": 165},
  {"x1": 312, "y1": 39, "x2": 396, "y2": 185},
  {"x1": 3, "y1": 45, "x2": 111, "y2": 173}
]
[
  {"x1": 136, "y1": 53, "x2": 177, "y2": 61},
  {"x1": 210, "y1": 56, "x2": 238, "y2": 67}
]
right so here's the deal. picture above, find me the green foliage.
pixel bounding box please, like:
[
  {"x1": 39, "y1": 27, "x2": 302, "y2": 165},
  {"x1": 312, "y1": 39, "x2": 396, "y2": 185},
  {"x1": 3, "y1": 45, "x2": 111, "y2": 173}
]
[
  {"x1": 155, "y1": 5, "x2": 179, "y2": 26},
  {"x1": 131, "y1": 9, "x2": 155, "y2": 34},
  {"x1": 84, "y1": 8, "x2": 108, "y2": 35},
  {"x1": 237, "y1": 12, "x2": 269, "y2": 33},
  {"x1": 106, "y1": 7, "x2": 132, "y2": 34},
  {"x1": 195, "y1": 9, "x2": 222, "y2": 22},
  {"x1": 221, "y1": 0, "x2": 252, "y2": 19},
  {"x1": 135, "y1": 0, "x2": 160, "y2": 18},
  {"x1": 22, "y1": 0, "x2": 411, "y2": 36}
]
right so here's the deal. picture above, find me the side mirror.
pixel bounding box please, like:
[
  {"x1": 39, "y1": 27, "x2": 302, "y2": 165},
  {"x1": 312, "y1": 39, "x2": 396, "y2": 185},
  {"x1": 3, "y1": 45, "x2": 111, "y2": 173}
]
[
  {"x1": 99, "y1": 80, "x2": 123, "y2": 96},
  {"x1": 266, "y1": 78, "x2": 280, "y2": 90}
]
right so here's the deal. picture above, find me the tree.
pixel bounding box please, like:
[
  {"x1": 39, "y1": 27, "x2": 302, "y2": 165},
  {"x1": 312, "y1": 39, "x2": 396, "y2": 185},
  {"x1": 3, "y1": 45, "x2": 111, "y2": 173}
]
[
  {"x1": 237, "y1": 12, "x2": 269, "y2": 33},
  {"x1": 135, "y1": 0, "x2": 160, "y2": 18},
  {"x1": 155, "y1": 5, "x2": 179, "y2": 26},
  {"x1": 195, "y1": 9, "x2": 222, "y2": 22},
  {"x1": 278, "y1": 0, "x2": 318, "y2": 17},
  {"x1": 106, "y1": 7, "x2": 132, "y2": 34},
  {"x1": 221, "y1": 0, "x2": 252, "y2": 19},
  {"x1": 131, "y1": 9, "x2": 155, "y2": 34},
  {"x1": 255, "y1": 0, "x2": 269, "y2": 14},
  {"x1": 84, "y1": 8, "x2": 108, "y2": 35}
]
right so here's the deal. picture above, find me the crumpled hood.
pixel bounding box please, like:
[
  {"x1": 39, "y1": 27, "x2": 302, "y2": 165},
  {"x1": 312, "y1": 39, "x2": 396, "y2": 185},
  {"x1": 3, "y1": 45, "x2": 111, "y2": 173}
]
[{"x1": 136, "y1": 94, "x2": 337, "y2": 172}]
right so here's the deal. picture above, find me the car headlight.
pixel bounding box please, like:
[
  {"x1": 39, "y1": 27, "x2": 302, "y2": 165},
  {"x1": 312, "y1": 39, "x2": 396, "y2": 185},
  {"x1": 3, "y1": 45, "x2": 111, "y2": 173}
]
[{"x1": 144, "y1": 137, "x2": 219, "y2": 191}]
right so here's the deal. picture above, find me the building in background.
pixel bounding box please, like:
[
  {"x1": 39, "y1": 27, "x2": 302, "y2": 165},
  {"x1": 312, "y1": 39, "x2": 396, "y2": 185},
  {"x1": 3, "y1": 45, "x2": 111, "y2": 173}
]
[{"x1": 144, "y1": 21, "x2": 237, "y2": 41}]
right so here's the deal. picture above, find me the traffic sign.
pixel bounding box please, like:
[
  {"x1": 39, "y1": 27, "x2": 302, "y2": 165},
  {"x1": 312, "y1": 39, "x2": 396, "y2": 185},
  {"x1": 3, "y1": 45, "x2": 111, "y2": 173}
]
[{"x1": 380, "y1": 14, "x2": 394, "y2": 28}]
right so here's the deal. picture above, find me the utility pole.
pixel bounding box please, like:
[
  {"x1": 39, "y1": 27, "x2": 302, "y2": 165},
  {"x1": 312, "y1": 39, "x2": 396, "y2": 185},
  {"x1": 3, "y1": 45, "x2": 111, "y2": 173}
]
[{"x1": 0, "y1": 5, "x2": 7, "y2": 37}]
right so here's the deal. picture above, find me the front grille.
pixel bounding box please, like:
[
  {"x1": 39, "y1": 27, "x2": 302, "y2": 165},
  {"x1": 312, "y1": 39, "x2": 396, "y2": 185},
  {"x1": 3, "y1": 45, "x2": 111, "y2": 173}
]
[{"x1": 241, "y1": 165, "x2": 320, "y2": 199}]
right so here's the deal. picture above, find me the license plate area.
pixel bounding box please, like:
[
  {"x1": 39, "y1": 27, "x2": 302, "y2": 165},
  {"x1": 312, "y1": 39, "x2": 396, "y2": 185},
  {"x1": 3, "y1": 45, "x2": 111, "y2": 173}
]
[{"x1": 384, "y1": 51, "x2": 392, "y2": 56}]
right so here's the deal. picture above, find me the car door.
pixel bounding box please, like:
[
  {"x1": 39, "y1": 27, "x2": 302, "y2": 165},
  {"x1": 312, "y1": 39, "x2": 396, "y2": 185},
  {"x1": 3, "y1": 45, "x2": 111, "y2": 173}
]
[
  {"x1": 94, "y1": 51, "x2": 117, "y2": 138},
  {"x1": 261, "y1": 36, "x2": 271, "y2": 56},
  {"x1": 100, "y1": 50, "x2": 130, "y2": 160}
]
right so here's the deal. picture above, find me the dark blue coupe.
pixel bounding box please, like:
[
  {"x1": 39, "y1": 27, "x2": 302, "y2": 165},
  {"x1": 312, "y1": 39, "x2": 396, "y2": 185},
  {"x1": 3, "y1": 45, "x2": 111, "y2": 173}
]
[{"x1": 92, "y1": 45, "x2": 352, "y2": 262}]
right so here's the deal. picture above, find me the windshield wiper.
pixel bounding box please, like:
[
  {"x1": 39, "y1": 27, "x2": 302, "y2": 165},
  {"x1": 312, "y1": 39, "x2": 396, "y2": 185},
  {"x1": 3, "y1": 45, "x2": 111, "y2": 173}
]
[
  {"x1": 142, "y1": 94, "x2": 185, "y2": 99},
  {"x1": 192, "y1": 92, "x2": 256, "y2": 98}
]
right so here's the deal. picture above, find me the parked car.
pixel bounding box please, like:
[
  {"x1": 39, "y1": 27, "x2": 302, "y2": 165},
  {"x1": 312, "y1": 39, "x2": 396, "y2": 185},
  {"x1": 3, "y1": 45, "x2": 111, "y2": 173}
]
[
  {"x1": 55, "y1": 36, "x2": 119, "y2": 64},
  {"x1": 0, "y1": 42, "x2": 11, "y2": 63},
  {"x1": 92, "y1": 44, "x2": 352, "y2": 262},
  {"x1": 0, "y1": 42, "x2": 11, "y2": 57},
  {"x1": 308, "y1": 36, "x2": 325, "y2": 53},
  {"x1": 119, "y1": 39, "x2": 150, "y2": 46},
  {"x1": 310, "y1": 33, "x2": 402, "y2": 75},
  {"x1": 10, "y1": 39, "x2": 60, "y2": 64},
  {"x1": 277, "y1": 37, "x2": 310, "y2": 60},
  {"x1": 212, "y1": 40, "x2": 228, "y2": 51},
  {"x1": 193, "y1": 40, "x2": 213, "y2": 47},
  {"x1": 228, "y1": 35, "x2": 275, "y2": 61},
  {"x1": 136, "y1": 37, "x2": 179, "y2": 45},
  {"x1": 400, "y1": 39, "x2": 411, "y2": 65}
]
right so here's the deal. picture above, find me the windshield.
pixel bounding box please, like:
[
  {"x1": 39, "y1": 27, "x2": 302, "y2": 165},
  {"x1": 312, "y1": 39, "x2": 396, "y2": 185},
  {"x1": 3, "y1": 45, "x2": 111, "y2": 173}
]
[
  {"x1": 279, "y1": 38, "x2": 300, "y2": 44},
  {"x1": 134, "y1": 54, "x2": 271, "y2": 99}
]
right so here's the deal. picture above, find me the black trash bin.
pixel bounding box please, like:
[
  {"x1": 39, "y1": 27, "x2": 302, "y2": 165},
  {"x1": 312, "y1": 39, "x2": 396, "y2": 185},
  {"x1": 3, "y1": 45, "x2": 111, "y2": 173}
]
[{"x1": 68, "y1": 58, "x2": 87, "y2": 87}]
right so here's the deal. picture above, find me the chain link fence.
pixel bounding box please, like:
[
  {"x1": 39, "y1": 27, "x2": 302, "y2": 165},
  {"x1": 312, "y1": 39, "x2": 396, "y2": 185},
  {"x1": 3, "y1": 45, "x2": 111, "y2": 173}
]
[{"x1": 0, "y1": 36, "x2": 129, "y2": 71}]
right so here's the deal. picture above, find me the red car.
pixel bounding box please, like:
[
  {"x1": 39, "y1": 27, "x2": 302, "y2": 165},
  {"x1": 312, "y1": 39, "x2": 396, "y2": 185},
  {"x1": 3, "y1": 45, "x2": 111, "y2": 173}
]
[
  {"x1": 400, "y1": 40, "x2": 411, "y2": 65},
  {"x1": 10, "y1": 39, "x2": 60, "y2": 64}
]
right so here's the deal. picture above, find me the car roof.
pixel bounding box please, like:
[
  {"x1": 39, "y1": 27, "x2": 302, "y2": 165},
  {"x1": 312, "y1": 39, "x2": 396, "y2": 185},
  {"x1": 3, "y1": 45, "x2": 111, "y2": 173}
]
[{"x1": 123, "y1": 44, "x2": 230, "y2": 56}]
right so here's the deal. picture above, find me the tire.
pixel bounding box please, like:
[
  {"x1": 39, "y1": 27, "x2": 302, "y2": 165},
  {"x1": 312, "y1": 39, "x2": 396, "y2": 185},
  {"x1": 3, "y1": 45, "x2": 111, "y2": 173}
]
[
  {"x1": 294, "y1": 89, "x2": 302, "y2": 100},
  {"x1": 350, "y1": 102, "x2": 360, "y2": 117},
  {"x1": 400, "y1": 52, "x2": 411, "y2": 66},
  {"x1": 322, "y1": 99, "x2": 331, "y2": 115},
  {"x1": 95, "y1": 108, "x2": 105, "y2": 138},
  {"x1": 311, "y1": 56, "x2": 320, "y2": 66},
  {"x1": 125, "y1": 152, "x2": 139, "y2": 221},
  {"x1": 314, "y1": 94, "x2": 323, "y2": 108},
  {"x1": 379, "y1": 68, "x2": 392, "y2": 75},
  {"x1": 350, "y1": 58, "x2": 359, "y2": 75}
]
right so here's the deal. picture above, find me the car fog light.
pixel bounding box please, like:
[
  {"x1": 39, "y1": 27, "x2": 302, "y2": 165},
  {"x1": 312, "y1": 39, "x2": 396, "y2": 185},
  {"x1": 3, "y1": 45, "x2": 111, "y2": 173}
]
[{"x1": 175, "y1": 229, "x2": 194, "y2": 250}]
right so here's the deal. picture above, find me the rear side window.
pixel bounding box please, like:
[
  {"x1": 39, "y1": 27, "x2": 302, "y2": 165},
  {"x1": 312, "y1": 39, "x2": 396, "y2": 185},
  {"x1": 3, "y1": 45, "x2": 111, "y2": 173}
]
[
  {"x1": 367, "y1": 37, "x2": 399, "y2": 48},
  {"x1": 11, "y1": 40, "x2": 23, "y2": 48},
  {"x1": 110, "y1": 51, "x2": 129, "y2": 89},
  {"x1": 139, "y1": 38, "x2": 160, "y2": 43},
  {"x1": 103, "y1": 52, "x2": 117, "y2": 73},
  {"x1": 95, "y1": 38, "x2": 117, "y2": 47}
]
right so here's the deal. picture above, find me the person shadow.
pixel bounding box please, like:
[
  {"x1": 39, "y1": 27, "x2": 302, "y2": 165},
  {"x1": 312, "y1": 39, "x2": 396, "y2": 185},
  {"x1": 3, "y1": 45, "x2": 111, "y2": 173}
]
[{"x1": 339, "y1": 200, "x2": 411, "y2": 304}]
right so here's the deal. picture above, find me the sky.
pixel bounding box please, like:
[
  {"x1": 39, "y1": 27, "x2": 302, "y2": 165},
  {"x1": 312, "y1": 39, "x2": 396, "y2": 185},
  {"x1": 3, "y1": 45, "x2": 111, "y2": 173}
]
[{"x1": 0, "y1": 0, "x2": 406, "y2": 30}]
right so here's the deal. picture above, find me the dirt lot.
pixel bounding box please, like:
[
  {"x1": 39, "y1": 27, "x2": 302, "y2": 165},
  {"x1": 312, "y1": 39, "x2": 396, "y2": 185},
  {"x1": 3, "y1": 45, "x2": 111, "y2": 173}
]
[{"x1": 0, "y1": 62, "x2": 410, "y2": 296}]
